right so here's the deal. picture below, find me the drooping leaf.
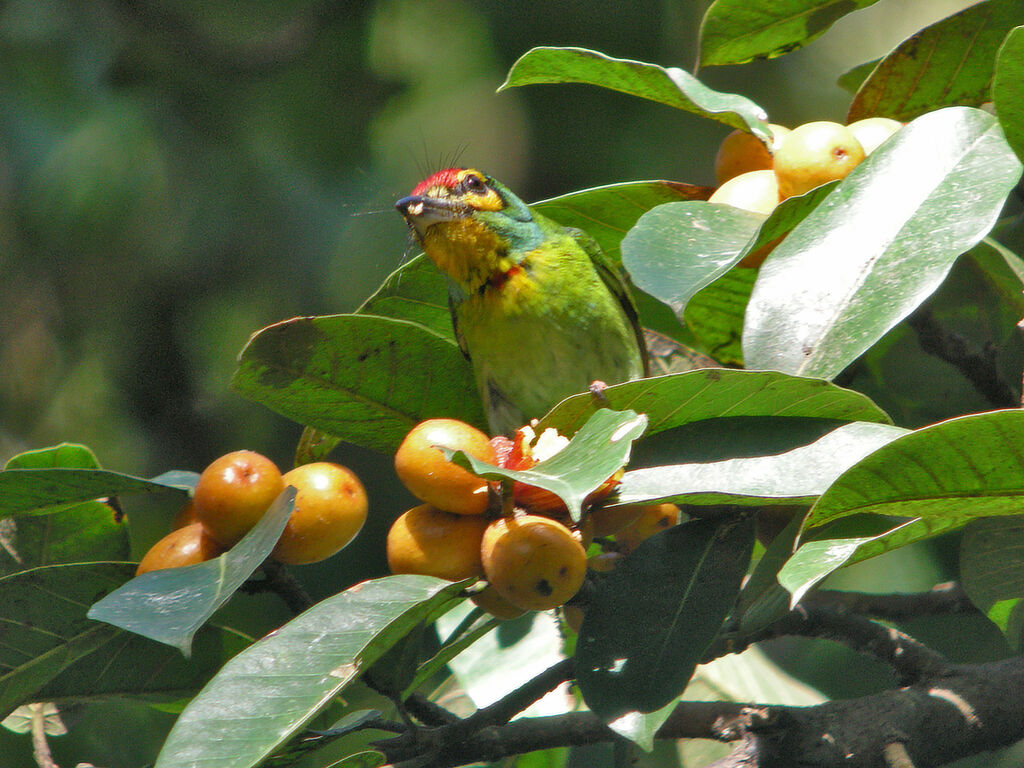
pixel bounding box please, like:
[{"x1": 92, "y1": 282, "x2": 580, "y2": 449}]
[
  {"x1": 779, "y1": 517, "x2": 966, "y2": 606},
  {"x1": 154, "y1": 576, "x2": 467, "y2": 768},
  {"x1": 356, "y1": 254, "x2": 453, "y2": 341},
  {"x1": 500, "y1": 47, "x2": 769, "y2": 138},
  {"x1": 451, "y1": 409, "x2": 648, "y2": 520},
  {"x1": 575, "y1": 516, "x2": 755, "y2": 745},
  {"x1": 538, "y1": 368, "x2": 891, "y2": 437},
  {"x1": 403, "y1": 606, "x2": 499, "y2": 698},
  {"x1": 848, "y1": 0, "x2": 1024, "y2": 122},
  {"x1": 623, "y1": 184, "x2": 837, "y2": 319},
  {"x1": 0, "y1": 467, "x2": 190, "y2": 519},
  {"x1": 743, "y1": 107, "x2": 1023, "y2": 379},
  {"x1": 614, "y1": 421, "x2": 907, "y2": 507},
  {"x1": 700, "y1": 0, "x2": 881, "y2": 67},
  {"x1": 802, "y1": 409, "x2": 1024, "y2": 531},
  {"x1": 994, "y1": 25, "x2": 1024, "y2": 163},
  {"x1": 88, "y1": 489, "x2": 295, "y2": 655},
  {"x1": 231, "y1": 314, "x2": 486, "y2": 454},
  {"x1": 622, "y1": 202, "x2": 763, "y2": 316},
  {"x1": 735, "y1": 513, "x2": 805, "y2": 632},
  {"x1": 0, "y1": 563, "x2": 131, "y2": 718}
]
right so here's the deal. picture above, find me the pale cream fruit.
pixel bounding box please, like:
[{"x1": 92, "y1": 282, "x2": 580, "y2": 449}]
[
  {"x1": 714, "y1": 124, "x2": 791, "y2": 185},
  {"x1": 709, "y1": 170, "x2": 780, "y2": 217},
  {"x1": 773, "y1": 121, "x2": 865, "y2": 199},
  {"x1": 847, "y1": 117, "x2": 903, "y2": 156}
]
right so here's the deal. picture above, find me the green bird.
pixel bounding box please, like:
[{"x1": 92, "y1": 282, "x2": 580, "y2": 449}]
[{"x1": 396, "y1": 167, "x2": 648, "y2": 435}]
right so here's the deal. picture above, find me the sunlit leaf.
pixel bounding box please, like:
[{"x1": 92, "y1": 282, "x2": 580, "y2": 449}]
[
  {"x1": 500, "y1": 47, "x2": 769, "y2": 137},
  {"x1": 802, "y1": 409, "x2": 1024, "y2": 530},
  {"x1": 779, "y1": 517, "x2": 965, "y2": 605},
  {"x1": 615, "y1": 421, "x2": 907, "y2": 507},
  {"x1": 154, "y1": 576, "x2": 467, "y2": 768},
  {"x1": 743, "y1": 107, "x2": 1022, "y2": 379},
  {"x1": 356, "y1": 254, "x2": 453, "y2": 341},
  {"x1": 88, "y1": 489, "x2": 295, "y2": 655},
  {"x1": 539, "y1": 368, "x2": 891, "y2": 437},
  {"x1": 451, "y1": 409, "x2": 647, "y2": 520}
]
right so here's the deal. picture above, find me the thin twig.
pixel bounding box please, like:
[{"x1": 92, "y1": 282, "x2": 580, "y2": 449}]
[
  {"x1": 806, "y1": 582, "x2": 975, "y2": 620},
  {"x1": 30, "y1": 704, "x2": 58, "y2": 768}
]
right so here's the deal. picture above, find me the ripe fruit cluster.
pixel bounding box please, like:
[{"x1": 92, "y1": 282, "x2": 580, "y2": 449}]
[
  {"x1": 710, "y1": 117, "x2": 903, "y2": 267},
  {"x1": 386, "y1": 418, "x2": 681, "y2": 620},
  {"x1": 136, "y1": 450, "x2": 368, "y2": 575}
]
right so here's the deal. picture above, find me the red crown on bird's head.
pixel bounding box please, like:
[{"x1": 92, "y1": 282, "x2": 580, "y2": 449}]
[{"x1": 411, "y1": 168, "x2": 465, "y2": 196}]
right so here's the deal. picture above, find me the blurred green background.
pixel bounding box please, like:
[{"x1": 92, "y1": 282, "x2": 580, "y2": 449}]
[{"x1": 0, "y1": 1, "x2": 996, "y2": 764}]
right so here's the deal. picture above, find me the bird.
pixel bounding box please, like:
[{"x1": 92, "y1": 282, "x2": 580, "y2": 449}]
[{"x1": 396, "y1": 167, "x2": 648, "y2": 435}]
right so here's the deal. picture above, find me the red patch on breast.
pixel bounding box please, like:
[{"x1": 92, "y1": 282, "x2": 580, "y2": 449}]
[
  {"x1": 411, "y1": 168, "x2": 464, "y2": 196},
  {"x1": 489, "y1": 264, "x2": 523, "y2": 290}
]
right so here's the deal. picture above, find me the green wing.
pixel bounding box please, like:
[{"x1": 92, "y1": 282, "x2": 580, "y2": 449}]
[{"x1": 566, "y1": 226, "x2": 650, "y2": 377}]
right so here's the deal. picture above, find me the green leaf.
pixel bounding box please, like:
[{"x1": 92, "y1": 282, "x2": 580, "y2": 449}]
[
  {"x1": 452, "y1": 409, "x2": 648, "y2": 520},
  {"x1": 5, "y1": 443, "x2": 101, "y2": 470},
  {"x1": 1, "y1": 444, "x2": 130, "y2": 576},
  {"x1": 994, "y1": 25, "x2": 1024, "y2": 163},
  {"x1": 500, "y1": 47, "x2": 769, "y2": 137},
  {"x1": 622, "y1": 202, "x2": 763, "y2": 316},
  {"x1": 356, "y1": 254, "x2": 453, "y2": 341},
  {"x1": 837, "y1": 59, "x2": 881, "y2": 94},
  {"x1": 683, "y1": 264, "x2": 757, "y2": 364},
  {"x1": 231, "y1": 314, "x2": 486, "y2": 454},
  {"x1": 538, "y1": 368, "x2": 891, "y2": 437},
  {"x1": 802, "y1": 409, "x2": 1024, "y2": 531},
  {"x1": 743, "y1": 107, "x2": 1023, "y2": 379},
  {"x1": 700, "y1": 0, "x2": 881, "y2": 67},
  {"x1": 533, "y1": 180, "x2": 715, "y2": 266},
  {"x1": 0, "y1": 563, "x2": 130, "y2": 718},
  {"x1": 154, "y1": 576, "x2": 467, "y2": 768},
  {"x1": 34, "y1": 624, "x2": 235, "y2": 706},
  {"x1": 779, "y1": 517, "x2": 965, "y2": 605},
  {"x1": 615, "y1": 421, "x2": 907, "y2": 507},
  {"x1": 735, "y1": 513, "x2": 805, "y2": 632},
  {"x1": 622, "y1": 185, "x2": 836, "y2": 319},
  {"x1": 0, "y1": 467, "x2": 190, "y2": 519},
  {"x1": 435, "y1": 602, "x2": 568, "y2": 712},
  {"x1": 88, "y1": 489, "x2": 295, "y2": 655},
  {"x1": 848, "y1": 0, "x2": 1024, "y2": 122},
  {"x1": 403, "y1": 607, "x2": 499, "y2": 698},
  {"x1": 575, "y1": 516, "x2": 755, "y2": 742},
  {"x1": 961, "y1": 517, "x2": 1024, "y2": 635}
]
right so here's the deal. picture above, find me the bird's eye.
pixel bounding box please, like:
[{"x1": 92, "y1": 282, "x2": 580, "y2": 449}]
[{"x1": 463, "y1": 174, "x2": 486, "y2": 193}]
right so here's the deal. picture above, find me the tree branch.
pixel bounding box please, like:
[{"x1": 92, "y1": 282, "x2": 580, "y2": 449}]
[
  {"x1": 805, "y1": 582, "x2": 975, "y2": 621},
  {"x1": 907, "y1": 307, "x2": 1018, "y2": 407},
  {"x1": 377, "y1": 653, "x2": 1024, "y2": 767}
]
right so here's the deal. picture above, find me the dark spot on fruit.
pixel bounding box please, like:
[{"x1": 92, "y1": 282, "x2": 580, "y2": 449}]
[
  {"x1": 535, "y1": 579, "x2": 553, "y2": 596},
  {"x1": 559, "y1": 566, "x2": 569, "y2": 577}
]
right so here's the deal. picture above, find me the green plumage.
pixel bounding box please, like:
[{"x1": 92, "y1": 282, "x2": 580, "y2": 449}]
[{"x1": 397, "y1": 168, "x2": 647, "y2": 435}]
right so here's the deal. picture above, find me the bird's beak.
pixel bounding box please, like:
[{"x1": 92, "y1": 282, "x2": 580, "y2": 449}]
[{"x1": 395, "y1": 195, "x2": 469, "y2": 237}]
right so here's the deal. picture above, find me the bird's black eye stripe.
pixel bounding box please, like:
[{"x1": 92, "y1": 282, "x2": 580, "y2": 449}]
[{"x1": 462, "y1": 174, "x2": 487, "y2": 194}]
